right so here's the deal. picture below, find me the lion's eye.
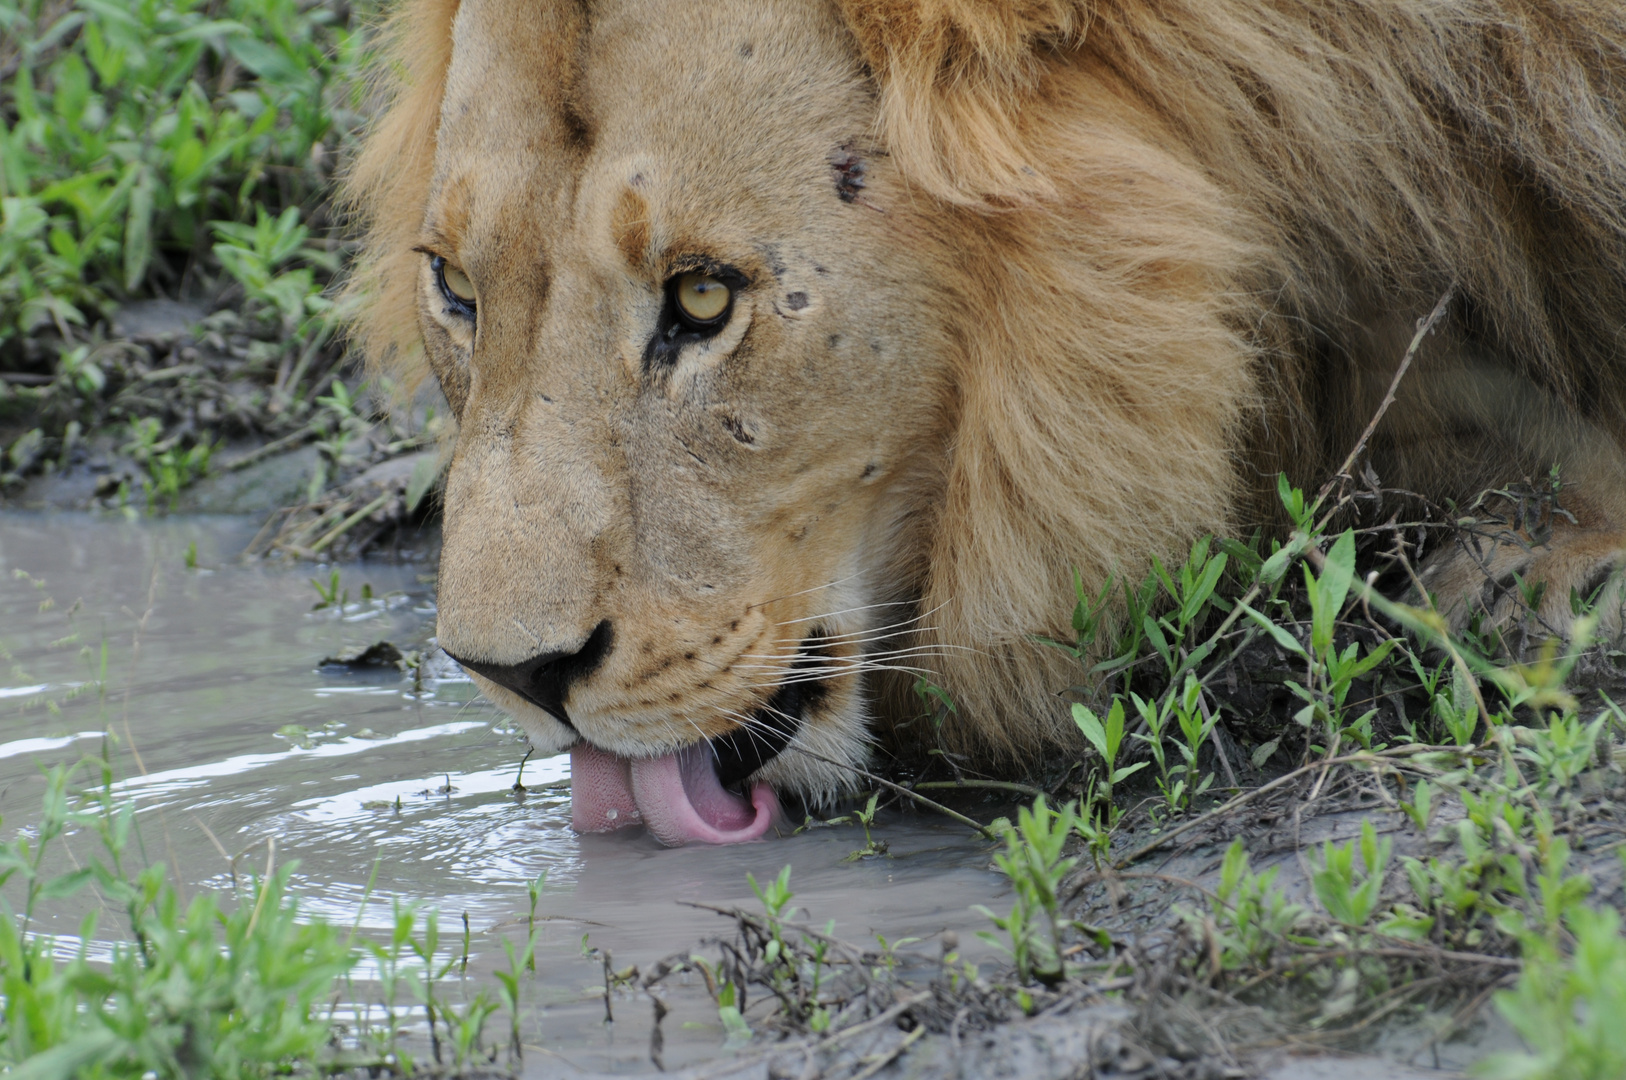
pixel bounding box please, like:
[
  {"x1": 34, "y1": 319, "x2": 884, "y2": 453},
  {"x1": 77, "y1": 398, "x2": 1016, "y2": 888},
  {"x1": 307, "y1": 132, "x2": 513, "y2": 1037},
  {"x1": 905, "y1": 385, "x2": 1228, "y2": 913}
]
[
  {"x1": 645, "y1": 265, "x2": 746, "y2": 369},
  {"x1": 431, "y1": 255, "x2": 477, "y2": 316},
  {"x1": 674, "y1": 272, "x2": 731, "y2": 324}
]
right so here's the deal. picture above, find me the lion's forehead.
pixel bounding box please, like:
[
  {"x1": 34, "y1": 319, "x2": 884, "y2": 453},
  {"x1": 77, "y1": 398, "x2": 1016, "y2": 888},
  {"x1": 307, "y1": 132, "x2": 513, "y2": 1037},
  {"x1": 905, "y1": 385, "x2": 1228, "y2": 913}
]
[{"x1": 431, "y1": 0, "x2": 872, "y2": 250}]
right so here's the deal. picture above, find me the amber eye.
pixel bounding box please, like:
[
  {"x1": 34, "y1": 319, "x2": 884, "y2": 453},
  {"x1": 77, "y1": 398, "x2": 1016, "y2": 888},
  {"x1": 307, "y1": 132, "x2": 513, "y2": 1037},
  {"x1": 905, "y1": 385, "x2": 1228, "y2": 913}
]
[
  {"x1": 674, "y1": 272, "x2": 730, "y2": 324},
  {"x1": 442, "y1": 263, "x2": 475, "y2": 302},
  {"x1": 430, "y1": 254, "x2": 477, "y2": 316}
]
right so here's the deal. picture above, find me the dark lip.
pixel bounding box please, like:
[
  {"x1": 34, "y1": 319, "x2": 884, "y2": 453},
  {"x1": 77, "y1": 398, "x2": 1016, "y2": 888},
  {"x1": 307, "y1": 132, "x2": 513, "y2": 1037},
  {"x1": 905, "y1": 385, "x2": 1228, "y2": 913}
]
[
  {"x1": 708, "y1": 637, "x2": 831, "y2": 788},
  {"x1": 709, "y1": 677, "x2": 808, "y2": 789}
]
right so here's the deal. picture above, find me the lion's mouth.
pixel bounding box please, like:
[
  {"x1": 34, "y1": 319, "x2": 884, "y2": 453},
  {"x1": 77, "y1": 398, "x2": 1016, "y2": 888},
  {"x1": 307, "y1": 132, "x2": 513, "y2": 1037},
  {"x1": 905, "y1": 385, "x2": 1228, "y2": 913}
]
[{"x1": 570, "y1": 671, "x2": 811, "y2": 846}]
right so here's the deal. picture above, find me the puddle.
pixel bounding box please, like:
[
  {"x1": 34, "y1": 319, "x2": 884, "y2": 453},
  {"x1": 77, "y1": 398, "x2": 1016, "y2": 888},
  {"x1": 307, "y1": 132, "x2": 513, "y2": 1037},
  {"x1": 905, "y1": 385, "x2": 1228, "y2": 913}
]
[{"x1": 0, "y1": 513, "x2": 1009, "y2": 1076}]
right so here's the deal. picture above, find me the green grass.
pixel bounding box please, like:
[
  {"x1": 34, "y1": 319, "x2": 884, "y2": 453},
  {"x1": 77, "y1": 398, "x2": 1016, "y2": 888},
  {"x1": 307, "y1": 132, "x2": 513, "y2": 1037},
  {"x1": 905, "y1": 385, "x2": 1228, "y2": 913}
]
[
  {"x1": 5, "y1": 0, "x2": 1625, "y2": 1067},
  {"x1": 0, "y1": 753, "x2": 550, "y2": 1077},
  {"x1": 959, "y1": 475, "x2": 1626, "y2": 1070},
  {"x1": 0, "y1": 0, "x2": 359, "y2": 346},
  {"x1": 0, "y1": 760, "x2": 355, "y2": 1078},
  {"x1": 0, "y1": 0, "x2": 377, "y2": 503}
]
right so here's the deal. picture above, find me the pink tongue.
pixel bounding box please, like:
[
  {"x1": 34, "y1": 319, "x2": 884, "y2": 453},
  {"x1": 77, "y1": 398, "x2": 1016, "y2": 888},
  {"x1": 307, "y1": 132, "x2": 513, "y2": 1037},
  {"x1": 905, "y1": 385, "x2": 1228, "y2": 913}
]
[{"x1": 570, "y1": 743, "x2": 779, "y2": 846}]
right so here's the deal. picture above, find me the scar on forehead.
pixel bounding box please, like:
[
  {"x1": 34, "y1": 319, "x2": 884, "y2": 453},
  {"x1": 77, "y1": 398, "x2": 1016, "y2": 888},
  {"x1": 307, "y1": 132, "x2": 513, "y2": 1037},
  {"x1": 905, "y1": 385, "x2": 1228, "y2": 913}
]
[{"x1": 611, "y1": 186, "x2": 651, "y2": 268}]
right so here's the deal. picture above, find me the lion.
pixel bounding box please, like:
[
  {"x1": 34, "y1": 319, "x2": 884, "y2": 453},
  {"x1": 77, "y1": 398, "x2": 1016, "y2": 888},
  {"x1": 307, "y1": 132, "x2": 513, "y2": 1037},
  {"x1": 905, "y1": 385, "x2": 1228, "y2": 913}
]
[{"x1": 344, "y1": 0, "x2": 1626, "y2": 844}]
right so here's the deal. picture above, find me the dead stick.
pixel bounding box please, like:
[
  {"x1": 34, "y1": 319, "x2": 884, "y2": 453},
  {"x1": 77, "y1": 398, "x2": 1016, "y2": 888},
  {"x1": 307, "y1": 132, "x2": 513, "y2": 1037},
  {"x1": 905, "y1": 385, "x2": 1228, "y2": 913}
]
[
  {"x1": 307, "y1": 491, "x2": 394, "y2": 555},
  {"x1": 218, "y1": 424, "x2": 320, "y2": 473},
  {"x1": 912, "y1": 779, "x2": 1047, "y2": 798},
  {"x1": 1313, "y1": 283, "x2": 1456, "y2": 514},
  {"x1": 784, "y1": 745, "x2": 997, "y2": 840}
]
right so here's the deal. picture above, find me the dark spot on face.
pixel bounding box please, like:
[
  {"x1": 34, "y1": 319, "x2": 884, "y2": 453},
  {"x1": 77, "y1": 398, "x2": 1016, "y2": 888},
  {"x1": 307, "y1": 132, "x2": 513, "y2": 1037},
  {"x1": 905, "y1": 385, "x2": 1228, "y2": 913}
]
[
  {"x1": 739, "y1": 42, "x2": 753, "y2": 57},
  {"x1": 730, "y1": 620, "x2": 740, "y2": 631},
  {"x1": 861, "y1": 462, "x2": 877, "y2": 479},
  {"x1": 630, "y1": 172, "x2": 645, "y2": 187},
  {"x1": 712, "y1": 635, "x2": 722, "y2": 644},
  {"x1": 642, "y1": 641, "x2": 654, "y2": 654},
  {"x1": 828, "y1": 333, "x2": 841, "y2": 349},
  {"x1": 759, "y1": 245, "x2": 786, "y2": 280},
  {"x1": 561, "y1": 100, "x2": 592, "y2": 149},
  {"x1": 722, "y1": 414, "x2": 756, "y2": 445},
  {"x1": 785, "y1": 291, "x2": 809, "y2": 311},
  {"x1": 540, "y1": 394, "x2": 554, "y2": 402},
  {"x1": 814, "y1": 264, "x2": 827, "y2": 274},
  {"x1": 684, "y1": 652, "x2": 695, "y2": 661},
  {"x1": 829, "y1": 145, "x2": 867, "y2": 202}
]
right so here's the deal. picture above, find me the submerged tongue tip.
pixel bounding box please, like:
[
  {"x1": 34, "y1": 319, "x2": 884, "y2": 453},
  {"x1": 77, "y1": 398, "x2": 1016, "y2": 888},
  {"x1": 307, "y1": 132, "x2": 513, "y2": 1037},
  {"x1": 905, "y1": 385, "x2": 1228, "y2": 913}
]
[
  {"x1": 629, "y1": 745, "x2": 779, "y2": 847},
  {"x1": 569, "y1": 743, "x2": 643, "y2": 833},
  {"x1": 569, "y1": 742, "x2": 779, "y2": 846}
]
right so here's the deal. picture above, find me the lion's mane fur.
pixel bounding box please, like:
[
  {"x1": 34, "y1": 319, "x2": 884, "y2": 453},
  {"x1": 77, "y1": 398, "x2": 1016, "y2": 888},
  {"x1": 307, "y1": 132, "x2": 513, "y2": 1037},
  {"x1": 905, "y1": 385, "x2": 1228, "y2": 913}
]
[{"x1": 346, "y1": 1, "x2": 1626, "y2": 767}]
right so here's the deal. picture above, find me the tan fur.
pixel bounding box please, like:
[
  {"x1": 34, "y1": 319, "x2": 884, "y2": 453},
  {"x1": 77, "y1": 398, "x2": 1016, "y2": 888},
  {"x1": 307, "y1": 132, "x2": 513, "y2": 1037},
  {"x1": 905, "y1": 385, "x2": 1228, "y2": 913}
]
[{"x1": 344, "y1": 0, "x2": 1626, "y2": 795}]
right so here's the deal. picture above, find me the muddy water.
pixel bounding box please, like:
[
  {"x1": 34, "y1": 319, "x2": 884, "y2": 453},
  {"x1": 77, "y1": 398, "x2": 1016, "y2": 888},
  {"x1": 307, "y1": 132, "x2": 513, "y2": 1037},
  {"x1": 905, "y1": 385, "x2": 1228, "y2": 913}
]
[{"x1": 0, "y1": 514, "x2": 1008, "y2": 1076}]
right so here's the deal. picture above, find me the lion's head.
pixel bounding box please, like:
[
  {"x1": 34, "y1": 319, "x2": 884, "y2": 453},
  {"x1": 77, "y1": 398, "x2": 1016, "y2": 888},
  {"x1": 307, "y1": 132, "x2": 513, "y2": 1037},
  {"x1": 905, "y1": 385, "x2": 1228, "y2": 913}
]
[
  {"x1": 349, "y1": 0, "x2": 1005, "y2": 845},
  {"x1": 347, "y1": 0, "x2": 1276, "y2": 845},
  {"x1": 348, "y1": 0, "x2": 1626, "y2": 844}
]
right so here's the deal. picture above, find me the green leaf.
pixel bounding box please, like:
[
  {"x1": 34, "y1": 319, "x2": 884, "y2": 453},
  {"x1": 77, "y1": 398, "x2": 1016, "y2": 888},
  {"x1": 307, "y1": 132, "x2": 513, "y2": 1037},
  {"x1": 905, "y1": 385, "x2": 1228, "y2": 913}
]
[
  {"x1": 1111, "y1": 761, "x2": 1149, "y2": 783},
  {"x1": 1238, "y1": 601, "x2": 1307, "y2": 658},
  {"x1": 1071, "y1": 703, "x2": 1109, "y2": 760},
  {"x1": 37, "y1": 867, "x2": 93, "y2": 899},
  {"x1": 405, "y1": 453, "x2": 442, "y2": 515},
  {"x1": 1182, "y1": 552, "x2": 1227, "y2": 624},
  {"x1": 1142, "y1": 613, "x2": 1171, "y2": 666},
  {"x1": 1309, "y1": 530, "x2": 1356, "y2": 656},
  {"x1": 6, "y1": 1029, "x2": 122, "y2": 1080},
  {"x1": 227, "y1": 36, "x2": 318, "y2": 97},
  {"x1": 122, "y1": 164, "x2": 154, "y2": 291}
]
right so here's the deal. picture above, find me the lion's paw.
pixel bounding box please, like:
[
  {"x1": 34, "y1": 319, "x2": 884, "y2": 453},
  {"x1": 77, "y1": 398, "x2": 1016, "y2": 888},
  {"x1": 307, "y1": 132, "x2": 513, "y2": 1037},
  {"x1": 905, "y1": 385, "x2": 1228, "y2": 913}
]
[{"x1": 1417, "y1": 525, "x2": 1626, "y2": 640}]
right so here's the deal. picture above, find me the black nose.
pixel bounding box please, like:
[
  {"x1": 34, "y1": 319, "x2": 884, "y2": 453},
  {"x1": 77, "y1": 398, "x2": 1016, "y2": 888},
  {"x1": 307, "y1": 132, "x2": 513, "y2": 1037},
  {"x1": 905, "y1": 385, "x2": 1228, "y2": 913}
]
[{"x1": 446, "y1": 620, "x2": 614, "y2": 732}]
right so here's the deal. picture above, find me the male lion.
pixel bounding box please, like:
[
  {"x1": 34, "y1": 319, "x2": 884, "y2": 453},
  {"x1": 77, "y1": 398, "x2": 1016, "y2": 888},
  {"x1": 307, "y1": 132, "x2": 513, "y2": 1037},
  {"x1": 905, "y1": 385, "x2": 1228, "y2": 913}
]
[{"x1": 347, "y1": 0, "x2": 1626, "y2": 844}]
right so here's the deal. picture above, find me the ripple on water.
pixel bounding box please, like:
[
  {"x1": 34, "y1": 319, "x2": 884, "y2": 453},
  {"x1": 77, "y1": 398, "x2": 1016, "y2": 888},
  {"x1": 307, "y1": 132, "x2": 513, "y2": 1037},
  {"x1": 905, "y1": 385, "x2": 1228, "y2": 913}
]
[{"x1": 0, "y1": 514, "x2": 1012, "y2": 1075}]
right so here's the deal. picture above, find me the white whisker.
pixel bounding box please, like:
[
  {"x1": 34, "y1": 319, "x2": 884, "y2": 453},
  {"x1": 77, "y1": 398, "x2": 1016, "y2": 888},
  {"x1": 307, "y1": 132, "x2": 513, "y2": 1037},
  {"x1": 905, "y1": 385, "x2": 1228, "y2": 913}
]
[
  {"x1": 771, "y1": 600, "x2": 919, "y2": 628},
  {"x1": 747, "y1": 572, "x2": 869, "y2": 612},
  {"x1": 774, "y1": 599, "x2": 950, "y2": 643}
]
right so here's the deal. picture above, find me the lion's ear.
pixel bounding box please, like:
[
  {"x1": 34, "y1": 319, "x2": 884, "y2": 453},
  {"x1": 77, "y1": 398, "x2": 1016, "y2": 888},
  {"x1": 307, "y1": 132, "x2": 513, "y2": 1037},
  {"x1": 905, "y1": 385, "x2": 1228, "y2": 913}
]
[
  {"x1": 340, "y1": 0, "x2": 462, "y2": 395},
  {"x1": 835, "y1": 0, "x2": 1094, "y2": 208}
]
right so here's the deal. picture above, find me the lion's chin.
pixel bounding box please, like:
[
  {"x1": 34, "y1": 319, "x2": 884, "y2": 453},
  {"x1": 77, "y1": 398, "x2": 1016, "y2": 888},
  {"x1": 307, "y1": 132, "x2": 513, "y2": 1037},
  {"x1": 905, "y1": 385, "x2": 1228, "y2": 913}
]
[{"x1": 570, "y1": 742, "x2": 781, "y2": 846}]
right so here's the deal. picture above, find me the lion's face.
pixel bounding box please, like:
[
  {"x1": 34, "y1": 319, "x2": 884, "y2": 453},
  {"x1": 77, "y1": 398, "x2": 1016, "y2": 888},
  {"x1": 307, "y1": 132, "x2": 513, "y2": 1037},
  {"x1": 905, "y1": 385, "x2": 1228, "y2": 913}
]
[{"x1": 419, "y1": 0, "x2": 952, "y2": 842}]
